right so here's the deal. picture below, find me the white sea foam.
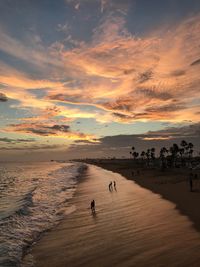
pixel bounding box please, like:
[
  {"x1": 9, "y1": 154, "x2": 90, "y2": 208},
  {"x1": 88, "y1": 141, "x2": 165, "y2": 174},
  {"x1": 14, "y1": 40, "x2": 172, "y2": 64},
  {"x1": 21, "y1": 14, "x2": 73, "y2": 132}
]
[{"x1": 0, "y1": 161, "x2": 86, "y2": 267}]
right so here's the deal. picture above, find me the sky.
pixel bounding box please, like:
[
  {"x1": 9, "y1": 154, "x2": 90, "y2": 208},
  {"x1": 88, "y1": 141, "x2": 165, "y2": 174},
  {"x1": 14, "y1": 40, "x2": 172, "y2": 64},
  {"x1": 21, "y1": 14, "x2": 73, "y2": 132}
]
[{"x1": 0, "y1": 0, "x2": 200, "y2": 161}]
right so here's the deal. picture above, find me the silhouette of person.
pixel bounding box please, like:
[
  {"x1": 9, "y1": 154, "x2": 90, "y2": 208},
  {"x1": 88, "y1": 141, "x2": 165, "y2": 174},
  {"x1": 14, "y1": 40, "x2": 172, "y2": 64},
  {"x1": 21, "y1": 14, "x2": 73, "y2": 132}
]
[
  {"x1": 189, "y1": 172, "x2": 193, "y2": 192},
  {"x1": 91, "y1": 200, "x2": 95, "y2": 213},
  {"x1": 109, "y1": 181, "x2": 113, "y2": 191},
  {"x1": 113, "y1": 181, "x2": 116, "y2": 190}
]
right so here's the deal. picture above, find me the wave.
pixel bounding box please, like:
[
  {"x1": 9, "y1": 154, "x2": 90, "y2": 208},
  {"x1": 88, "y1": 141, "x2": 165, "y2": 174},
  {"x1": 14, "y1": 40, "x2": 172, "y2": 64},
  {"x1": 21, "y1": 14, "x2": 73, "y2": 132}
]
[{"x1": 0, "y1": 162, "x2": 87, "y2": 267}]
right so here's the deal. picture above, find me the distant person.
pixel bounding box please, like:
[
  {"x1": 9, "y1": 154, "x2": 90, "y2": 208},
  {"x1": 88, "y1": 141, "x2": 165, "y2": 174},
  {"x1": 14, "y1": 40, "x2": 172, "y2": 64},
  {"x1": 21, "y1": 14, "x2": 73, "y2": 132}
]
[
  {"x1": 113, "y1": 181, "x2": 117, "y2": 190},
  {"x1": 189, "y1": 172, "x2": 193, "y2": 192},
  {"x1": 91, "y1": 200, "x2": 95, "y2": 213},
  {"x1": 109, "y1": 181, "x2": 113, "y2": 191}
]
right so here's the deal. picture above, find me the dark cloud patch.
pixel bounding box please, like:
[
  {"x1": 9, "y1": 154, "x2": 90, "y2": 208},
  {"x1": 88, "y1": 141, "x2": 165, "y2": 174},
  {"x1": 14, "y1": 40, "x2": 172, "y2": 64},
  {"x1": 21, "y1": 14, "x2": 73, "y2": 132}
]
[
  {"x1": 51, "y1": 125, "x2": 70, "y2": 131},
  {"x1": 68, "y1": 123, "x2": 200, "y2": 158},
  {"x1": 6, "y1": 123, "x2": 94, "y2": 141},
  {"x1": 0, "y1": 137, "x2": 35, "y2": 143},
  {"x1": 170, "y1": 70, "x2": 186, "y2": 77},
  {"x1": 191, "y1": 58, "x2": 200, "y2": 66},
  {"x1": 74, "y1": 139, "x2": 98, "y2": 144},
  {"x1": 138, "y1": 70, "x2": 153, "y2": 83},
  {"x1": 113, "y1": 112, "x2": 134, "y2": 120},
  {"x1": 45, "y1": 106, "x2": 60, "y2": 117},
  {"x1": 149, "y1": 123, "x2": 200, "y2": 138},
  {"x1": 103, "y1": 98, "x2": 134, "y2": 112},
  {"x1": 136, "y1": 88, "x2": 172, "y2": 100},
  {"x1": 146, "y1": 103, "x2": 185, "y2": 113},
  {"x1": 8, "y1": 123, "x2": 71, "y2": 136},
  {"x1": 47, "y1": 93, "x2": 87, "y2": 103},
  {"x1": 132, "y1": 112, "x2": 150, "y2": 119},
  {"x1": 124, "y1": 68, "x2": 135, "y2": 75},
  {"x1": 0, "y1": 92, "x2": 8, "y2": 102},
  {"x1": 0, "y1": 144, "x2": 61, "y2": 151},
  {"x1": 31, "y1": 124, "x2": 70, "y2": 136}
]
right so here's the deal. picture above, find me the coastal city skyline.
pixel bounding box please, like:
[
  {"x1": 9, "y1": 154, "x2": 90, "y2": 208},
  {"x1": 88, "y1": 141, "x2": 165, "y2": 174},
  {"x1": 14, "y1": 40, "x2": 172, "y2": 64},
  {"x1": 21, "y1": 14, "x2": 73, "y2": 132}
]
[{"x1": 0, "y1": 0, "x2": 200, "y2": 160}]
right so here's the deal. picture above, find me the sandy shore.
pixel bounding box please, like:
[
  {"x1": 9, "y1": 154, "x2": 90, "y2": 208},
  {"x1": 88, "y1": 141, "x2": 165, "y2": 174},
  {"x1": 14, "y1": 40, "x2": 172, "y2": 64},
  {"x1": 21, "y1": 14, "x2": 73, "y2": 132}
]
[
  {"x1": 85, "y1": 159, "x2": 200, "y2": 233},
  {"x1": 25, "y1": 163, "x2": 200, "y2": 267}
]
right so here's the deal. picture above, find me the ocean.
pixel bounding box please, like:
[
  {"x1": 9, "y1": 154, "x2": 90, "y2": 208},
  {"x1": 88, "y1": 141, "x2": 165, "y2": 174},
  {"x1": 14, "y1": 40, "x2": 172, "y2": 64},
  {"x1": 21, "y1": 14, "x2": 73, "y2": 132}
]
[{"x1": 0, "y1": 161, "x2": 86, "y2": 267}]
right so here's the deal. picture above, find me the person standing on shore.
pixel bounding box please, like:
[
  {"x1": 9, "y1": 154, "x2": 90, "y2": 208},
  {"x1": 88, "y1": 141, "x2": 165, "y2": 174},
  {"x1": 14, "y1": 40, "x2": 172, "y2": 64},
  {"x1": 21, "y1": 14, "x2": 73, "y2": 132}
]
[{"x1": 91, "y1": 200, "x2": 95, "y2": 213}]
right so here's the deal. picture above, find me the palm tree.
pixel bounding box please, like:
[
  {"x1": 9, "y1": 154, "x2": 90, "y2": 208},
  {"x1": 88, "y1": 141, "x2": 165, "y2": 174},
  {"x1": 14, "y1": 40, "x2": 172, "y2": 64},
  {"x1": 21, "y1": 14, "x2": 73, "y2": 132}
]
[
  {"x1": 179, "y1": 148, "x2": 184, "y2": 158},
  {"x1": 180, "y1": 140, "x2": 187, "y2": 152},
  {"x1": 169, "y1": 143, "x2": 179, "y2": 167},
  {"x1": 140, "y1": 151, "x2": 146, "y2": 160},
  {"x1": 130, "y1": 146, "x2": 138, "y2": 161},
  {"x1": 145, "y1": 149, "x2": 151, "y2": 167},
  {"x1": 160, "y1": 147, "x2": 168, "y2": 170},
  {"x1": 187, "y1": 142, "x2": 194, "y2": 162},
  {"x1": 150, "y1": 148, "x2": 156, "y2": 160},
  {"x1": 179, "y1": 147, "x2": 185, "y2": 166},
  {"x1": 133, "y1": 151, "x2": 139, "y2": 160},
  {"x1": 180, "y1": 140, "x2": 188, "y2": 166}
]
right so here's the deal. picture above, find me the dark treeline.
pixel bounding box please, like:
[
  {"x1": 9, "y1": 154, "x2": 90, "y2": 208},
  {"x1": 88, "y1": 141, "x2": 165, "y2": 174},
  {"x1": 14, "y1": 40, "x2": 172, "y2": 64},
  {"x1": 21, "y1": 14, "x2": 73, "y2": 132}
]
[{"x1": 130, "y1": 140, "x2": 199, "y2": 170}]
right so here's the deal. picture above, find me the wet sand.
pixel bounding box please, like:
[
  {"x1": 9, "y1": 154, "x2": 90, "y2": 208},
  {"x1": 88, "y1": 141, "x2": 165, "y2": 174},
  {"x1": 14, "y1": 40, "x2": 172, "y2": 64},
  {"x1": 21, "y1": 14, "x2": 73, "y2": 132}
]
[
  {"x1": 88, "y1": 159, "x2": 200, "y2": 233},
  {"x1": 26, "y1": 164, "x2": 200, "y2": 267}
]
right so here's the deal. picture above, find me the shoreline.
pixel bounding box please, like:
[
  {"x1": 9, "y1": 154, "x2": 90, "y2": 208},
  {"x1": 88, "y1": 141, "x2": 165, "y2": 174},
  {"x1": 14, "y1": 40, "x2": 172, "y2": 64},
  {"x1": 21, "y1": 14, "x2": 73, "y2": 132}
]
[
  {"x1": 83, "y1": 159, "x2": 200, "y2": 233},
  {"x1": 27, "y1": 162, "x2": 200, "y2": 267}
]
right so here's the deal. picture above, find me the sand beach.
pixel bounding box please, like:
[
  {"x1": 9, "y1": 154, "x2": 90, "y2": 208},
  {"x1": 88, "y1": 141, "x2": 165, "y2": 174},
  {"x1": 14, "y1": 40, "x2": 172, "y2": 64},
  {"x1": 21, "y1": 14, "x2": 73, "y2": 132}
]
[
  {"x1": 25, "y1": 163, "x2": 200, "y2": 267},
  {"x1": 89, "y1": 159, "x2": 200, "y2": 233}
]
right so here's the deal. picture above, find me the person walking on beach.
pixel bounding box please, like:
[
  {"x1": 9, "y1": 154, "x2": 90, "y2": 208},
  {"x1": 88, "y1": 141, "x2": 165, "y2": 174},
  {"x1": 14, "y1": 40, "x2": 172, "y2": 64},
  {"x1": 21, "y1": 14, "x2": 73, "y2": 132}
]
[
  {"x1": 113, "y1": 181, "x2": 117, "y2": 190},
  {"x1": 91, "y1": 200, "x2": 95, "y2": 213},
  {"x1": 109, "y1": 181, "x2": 113, "y2": 191}
]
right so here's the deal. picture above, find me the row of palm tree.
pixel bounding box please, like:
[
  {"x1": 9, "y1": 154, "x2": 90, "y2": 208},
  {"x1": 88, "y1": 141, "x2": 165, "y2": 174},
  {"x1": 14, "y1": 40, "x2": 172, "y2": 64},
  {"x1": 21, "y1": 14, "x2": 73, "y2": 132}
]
[
  {"x1": 130, "y1": 140, "x2": 195, "y2": 169},
  {"x1": 130, "y1": 147, "x2": 156, "y2": 166},
  {"x1": 160, "y1": 141, "x2": 194, "y2": 169}
]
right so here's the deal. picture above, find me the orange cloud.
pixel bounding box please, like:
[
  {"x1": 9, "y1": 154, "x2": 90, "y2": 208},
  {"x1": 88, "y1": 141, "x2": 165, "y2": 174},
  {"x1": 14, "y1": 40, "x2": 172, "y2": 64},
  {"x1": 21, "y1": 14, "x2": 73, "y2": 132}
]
[
  {"x1": 1, "y1": 13, "x2": 200, "y2": 127},
  {"x1": 54, "y1": 14, "x2": 200, "y2": 123}
]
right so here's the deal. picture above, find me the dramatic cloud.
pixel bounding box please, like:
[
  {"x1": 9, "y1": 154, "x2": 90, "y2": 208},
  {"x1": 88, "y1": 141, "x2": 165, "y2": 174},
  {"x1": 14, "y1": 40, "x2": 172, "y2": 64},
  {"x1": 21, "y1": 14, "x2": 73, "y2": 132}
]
[
  {"x1": 1, "y1": 13, "x2": 200, "y2": 125},
  {"x1": 0, "y1": 2, "x2": 200, "y2": 160},
  {"x1": 47, "y1": 14, "x2": 200, "y2": 123}
]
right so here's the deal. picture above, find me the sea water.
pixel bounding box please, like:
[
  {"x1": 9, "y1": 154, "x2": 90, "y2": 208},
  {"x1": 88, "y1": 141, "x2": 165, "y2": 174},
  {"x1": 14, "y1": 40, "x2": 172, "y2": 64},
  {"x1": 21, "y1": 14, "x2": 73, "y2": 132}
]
[{"x1": 0, "y1": 161, "x2": 86, "y2": 267}]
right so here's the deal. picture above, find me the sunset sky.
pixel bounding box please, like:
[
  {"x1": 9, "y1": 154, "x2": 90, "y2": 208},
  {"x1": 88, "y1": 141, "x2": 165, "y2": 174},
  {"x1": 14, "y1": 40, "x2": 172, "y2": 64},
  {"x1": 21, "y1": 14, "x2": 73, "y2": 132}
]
[{"x1": 0, "y1": 0, "x2": 200, "y2": 160}]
